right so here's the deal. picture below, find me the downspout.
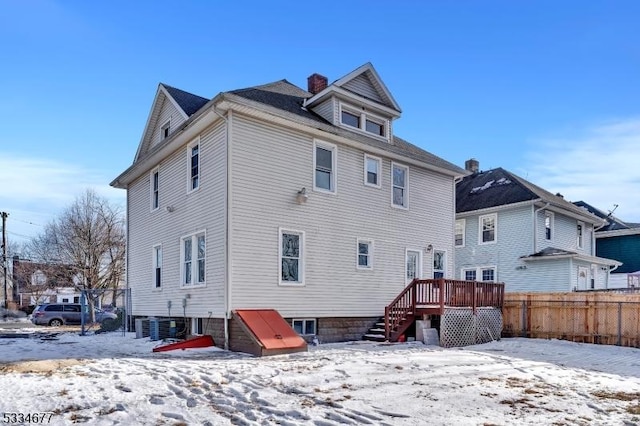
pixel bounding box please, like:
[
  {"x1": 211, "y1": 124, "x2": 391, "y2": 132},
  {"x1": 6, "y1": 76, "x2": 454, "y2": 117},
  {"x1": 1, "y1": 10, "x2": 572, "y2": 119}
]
[
  {"x1": 214, "y1": 107, "x2": 231, "y2": 350},
  {"x1": 533, "y1": 202, "x2": 550, "y2": 254}
]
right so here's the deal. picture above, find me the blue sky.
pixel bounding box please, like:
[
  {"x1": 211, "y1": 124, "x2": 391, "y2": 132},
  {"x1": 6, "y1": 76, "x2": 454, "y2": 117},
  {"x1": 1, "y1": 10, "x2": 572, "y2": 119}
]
[{"x1": 1, "y1": 0, "x2": 639, "y2": 243}]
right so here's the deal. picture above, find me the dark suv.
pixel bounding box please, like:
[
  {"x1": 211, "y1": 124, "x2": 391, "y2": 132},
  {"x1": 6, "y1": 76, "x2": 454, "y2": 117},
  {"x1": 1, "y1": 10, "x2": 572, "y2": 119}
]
[{"x1": 31, "y1": 303, "x2": 117, "y2": 326}]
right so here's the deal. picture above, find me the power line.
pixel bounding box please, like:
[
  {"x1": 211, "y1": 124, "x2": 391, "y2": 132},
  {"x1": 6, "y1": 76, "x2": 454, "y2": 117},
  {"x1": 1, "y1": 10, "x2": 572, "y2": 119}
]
[{"x1": 12, "y1": 218, "x2": 43, "y2": 227}]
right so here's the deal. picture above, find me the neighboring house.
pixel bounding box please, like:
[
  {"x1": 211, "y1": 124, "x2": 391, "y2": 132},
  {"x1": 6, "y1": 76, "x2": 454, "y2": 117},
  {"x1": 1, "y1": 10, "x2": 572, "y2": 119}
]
[
  {"x1": 574, "y1": 201, "x2": 640, "y2": 288},
  {"x1": 455, "y1": 160, "x2": 621, "y2": 293},
  {"x1": 110, "y1": 63, "x2": 465, "y2": 347},
  {"x1": 11, "y1": 256, "x2": 79, "y2": 307}
]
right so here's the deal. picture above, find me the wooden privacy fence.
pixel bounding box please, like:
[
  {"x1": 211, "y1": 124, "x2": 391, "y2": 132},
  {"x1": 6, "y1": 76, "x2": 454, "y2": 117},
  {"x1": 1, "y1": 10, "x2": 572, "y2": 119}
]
[{"x1": 502, "y1": 292, "x2": 640, "y2": 348}]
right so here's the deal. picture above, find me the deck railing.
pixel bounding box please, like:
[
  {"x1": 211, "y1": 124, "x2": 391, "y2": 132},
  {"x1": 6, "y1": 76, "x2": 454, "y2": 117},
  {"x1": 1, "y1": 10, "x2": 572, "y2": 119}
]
[{"x1": 385, "y1": 278, "x2": 505, "y2": 341}]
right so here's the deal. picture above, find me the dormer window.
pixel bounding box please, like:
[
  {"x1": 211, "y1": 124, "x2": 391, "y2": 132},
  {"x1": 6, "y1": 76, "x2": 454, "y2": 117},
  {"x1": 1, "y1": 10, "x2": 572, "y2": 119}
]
[{"x1": 339, "y1": 103, "x2": 388, "y2": 139}]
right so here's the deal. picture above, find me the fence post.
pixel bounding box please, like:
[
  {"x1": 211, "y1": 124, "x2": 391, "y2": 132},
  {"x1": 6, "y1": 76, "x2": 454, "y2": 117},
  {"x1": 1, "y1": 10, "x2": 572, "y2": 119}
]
[
  {"x1": 617, "y1": 302, "x2": 622, "y2": 346},
  {"x1": 521, "y1": 300, "x2": 527, "y2": 337}
]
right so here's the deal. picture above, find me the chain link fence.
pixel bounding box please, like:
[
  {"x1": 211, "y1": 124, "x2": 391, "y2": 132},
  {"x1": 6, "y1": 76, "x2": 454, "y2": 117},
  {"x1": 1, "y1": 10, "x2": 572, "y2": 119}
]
[{"x1": 502, "y1": 299, "x2": 640, "y2": 348}]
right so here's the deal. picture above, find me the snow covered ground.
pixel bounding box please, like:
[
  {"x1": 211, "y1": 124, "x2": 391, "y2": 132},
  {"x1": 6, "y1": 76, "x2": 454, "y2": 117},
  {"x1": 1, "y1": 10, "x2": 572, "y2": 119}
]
[{"x1": 1, "y1": 322, "x2": 639, "y2": 425}]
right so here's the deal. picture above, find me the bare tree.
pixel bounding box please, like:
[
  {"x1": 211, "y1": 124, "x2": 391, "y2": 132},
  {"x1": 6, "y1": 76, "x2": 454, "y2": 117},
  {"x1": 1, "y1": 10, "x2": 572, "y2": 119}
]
[{"x1": 37, "y1": 189, "x2": 125, "y2": 321}]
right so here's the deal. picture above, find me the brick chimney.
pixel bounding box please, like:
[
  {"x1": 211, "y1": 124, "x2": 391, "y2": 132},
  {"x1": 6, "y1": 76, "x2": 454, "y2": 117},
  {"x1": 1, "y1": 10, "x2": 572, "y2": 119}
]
[
  {"x1": 307, "y1": 73, "x2": 328, "y2": 95},
  {"x1": 465, "y1": 158, "x2": 479, "y2": 174}
]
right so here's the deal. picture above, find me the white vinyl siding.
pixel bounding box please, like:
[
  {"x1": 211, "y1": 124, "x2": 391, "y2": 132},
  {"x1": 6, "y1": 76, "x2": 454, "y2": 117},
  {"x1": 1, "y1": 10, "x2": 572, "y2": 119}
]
[
  {"x1": 228, "y1": 114, "x2": 456, "y2": 317},
  {"x1": 364, "y1": 154, "x2": 381, "y2": 188},
  {"x1": 313, "y1": 140, "x2": 337, "y2": 194},
  {"x1": 391, "y1": 163, "x2": 409, "y2": 209},
  {"x1": 148, "y1": 94, "x2": 187, "y2": 150},
  {"x1": 126, "y1": 120, "x2": 226, "y2": 317},
  {"x1": 342, "y1": 73, "x2": 384, "y2": 103}
]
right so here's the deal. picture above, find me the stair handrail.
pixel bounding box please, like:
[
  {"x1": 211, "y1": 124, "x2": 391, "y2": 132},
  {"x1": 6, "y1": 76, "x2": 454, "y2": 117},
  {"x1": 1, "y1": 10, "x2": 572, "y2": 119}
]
[{"x1": 385, "y1": 278, "x2": 419, "y2": 341}]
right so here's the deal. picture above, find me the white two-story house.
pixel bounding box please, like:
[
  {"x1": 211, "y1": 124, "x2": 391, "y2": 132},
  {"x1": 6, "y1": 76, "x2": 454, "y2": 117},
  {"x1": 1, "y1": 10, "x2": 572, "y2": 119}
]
[
  {"x1": 111, "y1": 63, "x2": 465, "y2": 348},
  {"x1": 455, "y1": 159, "x2": 621, "y2": 293}
]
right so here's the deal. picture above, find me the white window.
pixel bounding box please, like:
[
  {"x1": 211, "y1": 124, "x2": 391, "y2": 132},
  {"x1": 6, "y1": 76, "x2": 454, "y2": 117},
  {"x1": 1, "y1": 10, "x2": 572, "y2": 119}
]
[
  {"x1": 479, "y1": 213, "x2": 497, "y2": 244},
  {"x1": 292, "y1": 318, "x2": 316, "y2": 336},
  {"x1": 455, "y1": 219, "x2": 466, "y2": 247},
  {"x1": 279, "y1": 229, "x2": 304, "y2": 285},
  {"x1": 364, "y1": 154, "x2": 381, "y2": 188},
  {"x1": 161, "y1": 120, "x2": 170, "y2": 140},
  {"x1": 187, "y1": 138, "x2": 200, "y2": 192},
  {"x1": 181, "y1": 232, "x2": 206, "y2": 287},
  {"x1": 391, "y1": 163, "x2": 409, "y2": 209},
  {"x1": 153, "y1": 244, "x2": 162, "y2": 289},
  {"x1": 313, "y1": 140, "x2": 337, "y2": 193},
  {"x1": 151, "y1": 168, "x2": 159, "y2": 211},
  {"x1": 577, "y1": 221, "x2": 584, "y2": 249},
  {"x1": 339, "y1": 103, "x2": 388, "y2": 138},
  {"x1": 462, "y1": 266, "x2": 496, "y2": 282},
  {"x1": 357, "y1": 239, "x2": 373, "y2": 270},
  {"x1": 433, "y1": 250, "x2": 445, "y2": 279},
  {"x1": 192, "y1": 318, "x2": 204, "y2": 335},
  {"x1": 545, "y1": 211, "x2": 554, "y2": 241}
]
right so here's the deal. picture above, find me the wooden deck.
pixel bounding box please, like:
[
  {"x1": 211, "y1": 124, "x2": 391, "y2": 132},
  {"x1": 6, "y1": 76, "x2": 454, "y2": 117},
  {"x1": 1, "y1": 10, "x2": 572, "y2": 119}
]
[{"x1": 384, "y1": 278, "x2": 505, "y2": 341}]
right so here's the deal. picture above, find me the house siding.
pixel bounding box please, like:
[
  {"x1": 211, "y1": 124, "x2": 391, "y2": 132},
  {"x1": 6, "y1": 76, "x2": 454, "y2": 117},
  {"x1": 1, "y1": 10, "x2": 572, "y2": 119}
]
[
  {"x1": 228, "y1": 113, "x2": 455, "y2": 318},
  {"x1": 547, "y1": 212, "x2": 593, "y2": 255},
  {"x1": 149, "y1": 95, "x2": 188, "y2": 149},
  {"x1": 312, "y1": 98, "x2": 334, "y2": 125},
  {"x1": 342, "y1": 74, "x2": 383, "y2": 103},
  {"x1": 127, "y1": 120, "x2": 227, "y2": 318}
]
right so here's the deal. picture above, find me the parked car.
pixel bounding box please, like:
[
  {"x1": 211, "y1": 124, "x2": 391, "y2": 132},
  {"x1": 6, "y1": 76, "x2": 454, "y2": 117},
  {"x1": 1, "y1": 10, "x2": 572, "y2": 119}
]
[{"x1": 31, "y1": 303, "x2": 117, "y2": 326}]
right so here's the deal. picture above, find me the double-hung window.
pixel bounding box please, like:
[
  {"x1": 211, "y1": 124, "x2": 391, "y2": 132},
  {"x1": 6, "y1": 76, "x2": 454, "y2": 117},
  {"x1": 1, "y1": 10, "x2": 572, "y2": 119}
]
[
  {"x1": 151, "y1": 168, "x2": 159, "y2": 211},
  {"x1": 364, "y1": 154, "x2": 381, "y2": 188},
  {"x1": 280, "y1": 229, "x2": 304, "y2": 284},
  {"x1": 161, "y1": 120, "x2": 170, "y2": 141},
  {"x1": 357, "y1": 239, "x2": 373, "y2": 269},
  {"x1": 455, "y1": 219, "x2": 465, "y2": 247},
  {"x1": 462, "y1": 266, "x2": 496, "y2": 282},
  {"x1": 433, "y1": 250, "x2": 445, "y2": 279},
  {"x1": 188, "y1": 138, "x2": 200, "y2": 192},
  {"x1": 313, "y1": 140, "x2": 337, "y2": 193},
  {"x1": 479, "y1": 213, "x2": 497, "y2": 244},
  {"x1": 339, "y1": 103, "x2": 388, "y2": 139},
  {"x1": 181, "y1": 232, "x2": 206, "y2": 287},
  {"x1": 392, "y1": 163, "x2": 409, "y2": 209},
  {"x1": 153, "y1": 245, "x2": 162, "y2": 289}
]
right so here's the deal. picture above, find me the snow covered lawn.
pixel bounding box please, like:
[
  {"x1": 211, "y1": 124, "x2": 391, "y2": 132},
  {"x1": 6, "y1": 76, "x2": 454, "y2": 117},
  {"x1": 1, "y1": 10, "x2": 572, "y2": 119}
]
[{"x1": 1, "y1": 324, "x2": 639, "y2": 425}]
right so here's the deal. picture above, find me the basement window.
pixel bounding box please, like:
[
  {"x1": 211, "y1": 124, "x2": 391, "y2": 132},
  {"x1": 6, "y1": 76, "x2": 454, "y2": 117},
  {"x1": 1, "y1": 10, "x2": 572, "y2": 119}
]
[{"x1": 292, "y1": 318, "x2": 316, "y2": 336}]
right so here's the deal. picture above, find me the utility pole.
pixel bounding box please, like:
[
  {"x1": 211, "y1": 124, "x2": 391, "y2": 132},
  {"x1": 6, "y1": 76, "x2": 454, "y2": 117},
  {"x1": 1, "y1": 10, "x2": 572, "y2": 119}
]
[{"x1": 1, "y1": 211, "x2": 8, "y2": 309}]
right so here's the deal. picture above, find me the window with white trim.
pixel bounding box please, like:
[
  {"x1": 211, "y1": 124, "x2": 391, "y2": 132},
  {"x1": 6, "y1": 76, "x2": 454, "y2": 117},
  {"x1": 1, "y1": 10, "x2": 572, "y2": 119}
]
[
  {"x1": 339, "y1": 103, "x2": 388, "y2": 138},
  {"x1": 462, "y1": 266, "x2": 496, "y2": 282},
  {"x1": 364, "y1": 154, "x2": 381, "y2": 188},
  {"x1": 455, "y1": 219, "x2": 466, "y2": 247},
  {"x1": 161, "y1": 120, "x2": 170, "y2": 140},
  {"x1": 279, "y1": 229, "x2": 304, "y2": 284},
  {"x1": 577, "y1": 221, "x2": 584, "y2": 249},
  {"x1": 313, "y1": 140, "x2": 337, "y2": 193},
  {"x1": 545, "y1": 211, "x2": 554, "y2": 241},
  {"x1": 292, "y1": 318, "x2": 316, "y2": 336},
  {"x1": 181, "y1": 232, "x2": 205, "y2": 287},
  {"x1": 188, "y1": 139, "x2": 200, "y2": 192},
  {"x1": 479, "y1": 213, "x2": 497, "y2": 244},
  {"x1": 357, "y1": 239, "x2": 373, "y2": 269},
  {"x1": 392, "y1": 163, "x2": 409, "y2": 209},
  {"x1": 151, "y1": 168, "x2": 159, "y2": 211},
  {"x1": 153, "y1": 244, "x2": 162, "y2": 288}
]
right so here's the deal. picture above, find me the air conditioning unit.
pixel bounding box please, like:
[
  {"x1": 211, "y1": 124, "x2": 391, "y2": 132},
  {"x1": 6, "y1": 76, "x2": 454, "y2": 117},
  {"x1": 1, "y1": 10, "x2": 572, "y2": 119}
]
[
  {"x1": 149, "y1": 318, "x2": 175, "y2": 341},
  {"x1": 135, "y1": 318, "x2": 150, "y2": 339}
]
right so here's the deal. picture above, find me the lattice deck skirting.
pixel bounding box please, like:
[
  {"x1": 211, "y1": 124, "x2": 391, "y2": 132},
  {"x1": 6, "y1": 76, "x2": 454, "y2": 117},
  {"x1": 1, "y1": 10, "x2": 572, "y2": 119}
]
[{"x1": 439, "y1": 307, "x2": 503, "y2": 348}]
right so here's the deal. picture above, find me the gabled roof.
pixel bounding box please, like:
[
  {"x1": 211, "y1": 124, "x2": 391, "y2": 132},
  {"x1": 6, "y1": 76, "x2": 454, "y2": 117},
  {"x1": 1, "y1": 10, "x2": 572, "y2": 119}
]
[
  {"x1": 456, "y1": 167, "x2": 604, "y2": 222},
  {"x1": 163, "y1": 84, "x2": 209, "y2": 117},
  {"x1": 305, "y1": 62, "x2": 401, "y2": 116},
  {"x1": 573, "y1": 201, "x2": 640, "y2": 232}
]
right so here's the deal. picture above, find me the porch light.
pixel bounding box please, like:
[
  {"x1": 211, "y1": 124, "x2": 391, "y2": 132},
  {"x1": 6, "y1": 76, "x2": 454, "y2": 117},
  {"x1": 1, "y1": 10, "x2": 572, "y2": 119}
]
[{"x1": 296, "y1": 187, "x2": 308, "y2": 204}]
